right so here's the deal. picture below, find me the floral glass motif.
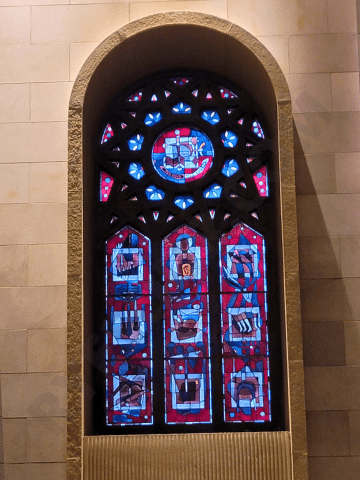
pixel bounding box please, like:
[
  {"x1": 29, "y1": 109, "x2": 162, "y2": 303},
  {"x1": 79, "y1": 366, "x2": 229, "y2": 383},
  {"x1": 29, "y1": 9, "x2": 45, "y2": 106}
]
[
  {"x1": 203, "y1": 183, "x2": 222, "y2": 199},
  {"x1": 100, "y1": 172, "x2": 114, "y2": 202},
  {"x1": 152, "y1": 127, "x2": 214, "y2": 184},
  {"x1": 253, "y1": 165, "x2": 269, "y2": 197},
  {"x1": 172, "y1": 102, "x2": 192, "y2": 114},
  {"x1": 251, "y1": 120, "x2": 265, "y2": 139},
  {"x1": 128, "y1": 163, "x2": 145, "y2": 180},
  {"x1": 220, "y1": 223, "x2": 270, "y2": 422},
  {"x1": 174, "y1": 196, "x2": 194, "y2": 210},
  {"x1": 221, "y1": 130, "x2": 238, "y2": 148},
  {"x1": 145, "y1": 185, "x2": 165, "y2": 201},
  {"x1": 201, "y1": 110, "x2": 220, "y2": 125},
  {"x1": 222, "y1": 159, "x2": 240, "y2": 177},
  {"x1": 105, "y1": 226, "x2": 153, "y2": 425},
  {"x1": 163, "y1": 226, "x2": 212, "y2": 424},
  {"x1": 144, "y1": 112, "x2": 163, "y2": 126},
  {"x1": 101, "y1": 123, "x2": 114, "y2": 144},
  {"x1": 128, "y1": 133, "x2": 144, "y2": 151}
]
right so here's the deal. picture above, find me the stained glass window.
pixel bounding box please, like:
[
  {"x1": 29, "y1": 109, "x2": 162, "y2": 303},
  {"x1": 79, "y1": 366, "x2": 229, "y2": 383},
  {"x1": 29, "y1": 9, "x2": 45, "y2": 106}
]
[{"x1": 94, "y1": 70, "x2": 280, "y2": 434}]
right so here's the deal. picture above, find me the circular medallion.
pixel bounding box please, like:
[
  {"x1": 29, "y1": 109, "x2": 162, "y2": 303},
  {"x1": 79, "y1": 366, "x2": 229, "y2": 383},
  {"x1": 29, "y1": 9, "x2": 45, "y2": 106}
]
[{"x1": 152, "y1": 126, "x2": 214, "y2": 183}]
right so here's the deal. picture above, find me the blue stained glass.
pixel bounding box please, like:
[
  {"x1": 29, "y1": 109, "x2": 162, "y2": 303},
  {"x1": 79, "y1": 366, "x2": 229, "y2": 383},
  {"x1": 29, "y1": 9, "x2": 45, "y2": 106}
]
[
  {"x1": 144, "y1": 112, "x2": 163, "y2": 126},
  {"x1": 128, "y1": 133, "x2": 145, "y2": 151},
  {"x1": 203, "y1": 183, "x2": 222, "y2": 199},
  {"x1": 145, "y1": 185, "x2": 165, "y2": 201},
  {"x1": 128, "y1": 163, "x2": 145, "y2": 180},
  {"x1": 251, "y1": 120, "x2": 265, "y2": 139},
  {"x1": 221, "y1": 131, "x2": 238, "y2": 148},
  {"x1": 174, "y1": 196, "x2": 194, "y2": 210},
  {"x1": 222, "y1": 159, "x2": 240, "y2": 177},
  {"x1": 172, "y1": 102, "x2": 192, "y2": 114},
  {"x1": 201, "y1": 110, "x2": 220, "y2": 125}
]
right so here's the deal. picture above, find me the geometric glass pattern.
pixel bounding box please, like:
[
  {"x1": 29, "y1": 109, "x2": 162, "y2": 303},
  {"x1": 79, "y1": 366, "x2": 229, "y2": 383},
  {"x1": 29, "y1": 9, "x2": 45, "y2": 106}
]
[
  {"x1": 152, "y1": 127, "x2": 214, "y2": 184},
  {"x1": 222, "y1": 159, "x2": 240, "y2": 177},
  {"x1": 220, "y1": 223, "x2": 270, "y2": 422},
  {"x1": 221, "y1": 130, "x2": 238, "y2": 148},
  {"x1": 201, "y1": 110, "x2": 220, "y2": 125},
  {"x1": 172, "y1": 102, "x2": 192, "y2": 114},
  {"x1": 105, "y1": 226, "x2": 153, "y2": 425},
  {"x1": 144, "y1": 112, "x2": 163, "y2": 126},
  {"x1": 100, "y1": 172, "x2": 114, "y2": 202},
  {"x1": 253, "y1": 165, "x2": 269, "y2": 197},
  {"x1": 174, "y1": 196, "x2": 194, "y2": 210},
  {"x1": 128, "y1": 133, "x2": 145, "y2": 151},
  {"x1": 163, "y1": 226, "x2": 211, "y2": 424},
  {"x1": 128, "y1": 163, "x2": 145, "y2": 180},
  {"x1": 203, "y1": 183, "x2": 222, "y2": 199},
  {"x1": 145, "y1": 185, "x2": 165, "y2": 201}
]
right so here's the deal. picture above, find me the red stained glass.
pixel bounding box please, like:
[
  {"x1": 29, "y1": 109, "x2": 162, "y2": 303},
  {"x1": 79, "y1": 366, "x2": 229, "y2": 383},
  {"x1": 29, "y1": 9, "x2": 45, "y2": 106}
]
[
  {"x1": 101, "y1": 123, "x2": 114, "y2": 144},
  {"x1": 127, "y1": 90, "x2": 143, "y2": 102},
  {"x1": 253, "y1": 165, "x2": 269, "y2": 197},
  {"x1": 100, "y1": 172, "x2": 114, "y2": 202},
  {"x1": 220, "y1": 87, "x2": 237, "y2": 99}
]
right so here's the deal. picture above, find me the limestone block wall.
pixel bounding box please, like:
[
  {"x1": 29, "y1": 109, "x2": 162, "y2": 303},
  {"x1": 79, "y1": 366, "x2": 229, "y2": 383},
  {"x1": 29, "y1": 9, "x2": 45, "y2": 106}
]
[{"x1": 0, "y1": 0, "x2": 359, "y2": 479}]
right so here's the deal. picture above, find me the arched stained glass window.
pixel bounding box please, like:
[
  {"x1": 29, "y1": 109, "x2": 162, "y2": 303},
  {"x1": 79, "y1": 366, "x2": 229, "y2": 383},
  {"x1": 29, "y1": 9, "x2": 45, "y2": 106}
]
[{"x1": 93, "y1": 70, "x2": 282, "y2": 434}]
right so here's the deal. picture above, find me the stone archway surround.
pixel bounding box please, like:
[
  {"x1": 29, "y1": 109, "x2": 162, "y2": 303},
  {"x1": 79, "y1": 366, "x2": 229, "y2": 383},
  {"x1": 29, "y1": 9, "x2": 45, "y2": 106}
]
[{"x1": 68, "y1": 12, "x2": 307, "y2": 480}]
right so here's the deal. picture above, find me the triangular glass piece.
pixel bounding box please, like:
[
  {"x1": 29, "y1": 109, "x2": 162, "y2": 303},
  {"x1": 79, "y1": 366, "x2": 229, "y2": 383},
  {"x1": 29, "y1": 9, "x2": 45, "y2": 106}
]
[
  {"x1": 121, "y1": 184, "x2": 128, "y2": 191},
  {"x1": 206, "y1": 92, "x2": 212, "y2": 99},
  {"x1": 251, "y1": 211, "x2": 259, "y2": 219},
  {"x1": 110, "y1": 215, "x2": 118, "y2": 224},
  {"x1": 101, "y1": 123, "x2": 114, "y2": 144},
  {"x1": 220, "y1": 87, "x2": 237, "y2": 99},
  {"x1": 130, "y1": 112, "x2": 136, "y2": 117},
  {"x1": 166, "y1": 214, "x2": 174, "y2": 222},
  {"x1": 129, "y1": 195, "x2": 138, "y2": 201},
  {"x1": 223, "y1": 212, "x2": 231, "y2": 220},
  {"x1": 192, "y1": 89, "x2": 199, "y2": 97},
  {"x1": 151, "y1": 94, "x2": 158, "y2": 102},
  {"x1": 112, "y1": 162, "x2": 120, "y2": 168},
  {"x1": 238, "y1": 118, "x2": 244, "y2": 125},
  {"x1": 228, "y1": 109, "x2": 234, "y2": 115},
  {"x1": 240, "y1": 181, "x2": 247, "y2": 189},
  {"x1": 121, "y1": 122, "x2": 127, "y2": 129},
  {"x1": 251, "y1": 120, "x2": 265, "y2": 139},
  {"x1": 253, "y1": 165, "x2": 269, "y2": 197},
  {"x1": 112, "y1": 146, "x2": 120, "y2": 152},
  {"x1": 247, "y1": 157, "x2": 254, "y2": 163},
  {"x1": 153, "y1": 211, "x2": 159, "y2": 221},
  {"x1": 164, "y1": 90, "x2": 171, "y2": 98},
  {"x1": 209, "y1": 209, "x2": 215, "y2": 219},
  {"x1": 195, "y1": 214, "x2": 202, "y2": 222},
  {"x1": 127, "y1": 90, "x2": 142, "y2": 102},
  {"x1": 172, "y1": 78, "x2": 189, "y2": 86},
  {"x1": 138, "y1": 215, "x2": 146, "y2": 223},
  {"x1": 100, "y1": 172, "x2": 114, "y2": 202}
]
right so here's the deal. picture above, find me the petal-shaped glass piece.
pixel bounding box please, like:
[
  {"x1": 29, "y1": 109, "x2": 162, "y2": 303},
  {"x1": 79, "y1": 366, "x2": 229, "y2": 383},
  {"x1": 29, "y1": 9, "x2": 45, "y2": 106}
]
[
  {"x1": 209, "y1": 209, "x2": 215, "y2": 219},
  {"x1": 203, "y1": 183, "x2": 222, "y2": 199},
  {"x1": 222, "y1": 159, "x2": 240, "y2": 177},
  {"x1": 172, "y1": 102, "x2": 191, "y2": 114},
  {"x1": 128, "y1": 133, "x2": 144, "y2": 151},
  {"x1": 127, "y1": 90, "x2": 143, "y2": 102},
  {"x1": 166, "y1": 214, "x2": 174, "y2": 222},
  {"x1": 223, "y1": 212, "x2": 231, "y2": 220},
  {"x1": 221, "y1": 130, "x2": 238, "y2": 148},
  {"x1": 201, "y1": 110, "x2": 220, "y2": 125},
  {"x1": 138, "y1": 215, "x2": 146, "y2": 223},
  {"x1": 101, "y1": 123, "x2": 114, "y2": 144},
  {"x1": 253, "y1": 165, "x2": 269, "y2": 197},
  {"x1": 128, "y1": 162, "x2": 145, "y2": 180},
  {"x1": 100, "y1": 172, "x2": 114, "y2": 202},
  {"x1": 145, "y1": 185, "x2": 165, "y2": 201},
  {"x1": 220, "y1": 87, "x2": 237, "y2": 99},
  {"x1": 195, "y1": 214, "x2": 203, "y2": 222},
  {"x1": 144, "y1": 112, "x2": 163, "y2": 126},
  {"x1": 251, "y1": 120, "x2": 265, "y2": 139},
  {"x1": 153, "y1": 211, "x2": 159, "y2": 220},
  {"x1": 174, "y1": 196, "x2": 194, "y2": 210}
]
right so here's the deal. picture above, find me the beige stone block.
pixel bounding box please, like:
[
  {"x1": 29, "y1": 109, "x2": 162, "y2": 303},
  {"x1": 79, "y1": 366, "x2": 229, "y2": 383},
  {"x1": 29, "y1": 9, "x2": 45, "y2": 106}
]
[
  {"x1": 0, "y1": 44, "x2": 69, "y2": 83},
  {"x1": 349, "y1": 410, "x2": 360, "y2": 455},
  {"x1": 294, "y1": 112, "x2": 360, "y2": 155},
  {"x1": 1, "y1": 372, "x2": 66, "y2": 417},
  {"x1": 0, "y1": 83, "x2": 30, "y2": 122},
  {"x1": 289, "y1": 34, "x2": 358, "y2": 74},
  {"x1": 29, "y1": 162, "x2": 67, "y2": 203},
  {"x1": 298, "y1": 236, "x2": 340, "y2": 279},
  {"x1": 70, "y1": 42, "x2": 98, "y2": 81},
  {"x1": 28, "y1": 244, "x2": 66, "y2": 286},
  {"x1": 0, "y1": 163, "x2": 28, "y2": 204},
  {"x1": 0, "y1": 0, "x2": 67, "y2": 5},
  {"x1": 32, "y1": 4, "x2": 129, "y2": 43},
  {"x1": 0, "y1": 245, "x2": 28, "y2": 287},
  {"x1": 31, "y1": 82, "x2": 73, "y2": 122},
  {"x1": 228, "y1": 0, "x2": 327, "y2": 36},
  {"x1": 2, "y1": 418, "x2": 26, "y2": 463},
  {"x1": 26, "y1": 417, "x2": 66, "y2": 462},
  {"x1": 4, "y1": 464, "x2": 26, "y2": 480},
  {"x1": 5, "y1": 463, "x2": 66, "y2": 480},
  {"x1": 0, "y1": 203, "x2": 66, "y2": 245},
  {"x1": 336, "y1": 153, "x2": 360, "y2": 193},
  {"x1": 300, "y1": 278, "x2": 360, "y2": 322},
  {"x1": 308, "y1": 457, "x2": 360, "y2": 480},
  {"x1": 327, "y1": 0, "x2": 357, "y2": 33},
  {"x1": 331, "y1": 72, "x2": 360, "y2": 112},
  {"x1": 345, "y1": 321, "x2": 360, "y2": 365},
  {"x1": 0, "y1": 329, "x2": 27, "y2": 373},
  {"x1": 307, "y1": 410, "x2": 350, "y2": 456},
  {"x1": 130, "y1": 1, "x2": 227, "y2": 22},
  {"x1": 295, "y1": 153, "x2": 336, "y2": 195},
  {"x1": 297, "y1": 194, "x2": 360, "y2": 236},
  {"x1": 0, "y1": 122, "x2": 67, "y2": 163},
  {"x1": 302, "y1": 321, "x2": 345, "y2": 366},
  {"x1": 0, "y1": 6, "x2": 30, "y2": 44},
  {"x1": 0, "y1": 286, "x2": 66, "y2": 330},
  {"x1": 340, "y1": 236, "x2": 360, "y2": 278},
  {"x1": 257, "y1": 36, "x2": 289, "y2": 75},
  {"x1": 27, "y1": 328, "x2": 66, "y2": 372},
  {"x1": 286, "y1": 73, "x2": 331, "y2": 113},
  {"x1": 304, "y1": 365, "x2": 360, "y2": 410}
]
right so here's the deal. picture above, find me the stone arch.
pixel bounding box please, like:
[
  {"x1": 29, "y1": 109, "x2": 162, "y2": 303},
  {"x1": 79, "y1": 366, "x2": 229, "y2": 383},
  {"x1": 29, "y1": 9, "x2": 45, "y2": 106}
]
[{"x1": 68, "y1": 12, "x2": 307, "y2": 480}]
